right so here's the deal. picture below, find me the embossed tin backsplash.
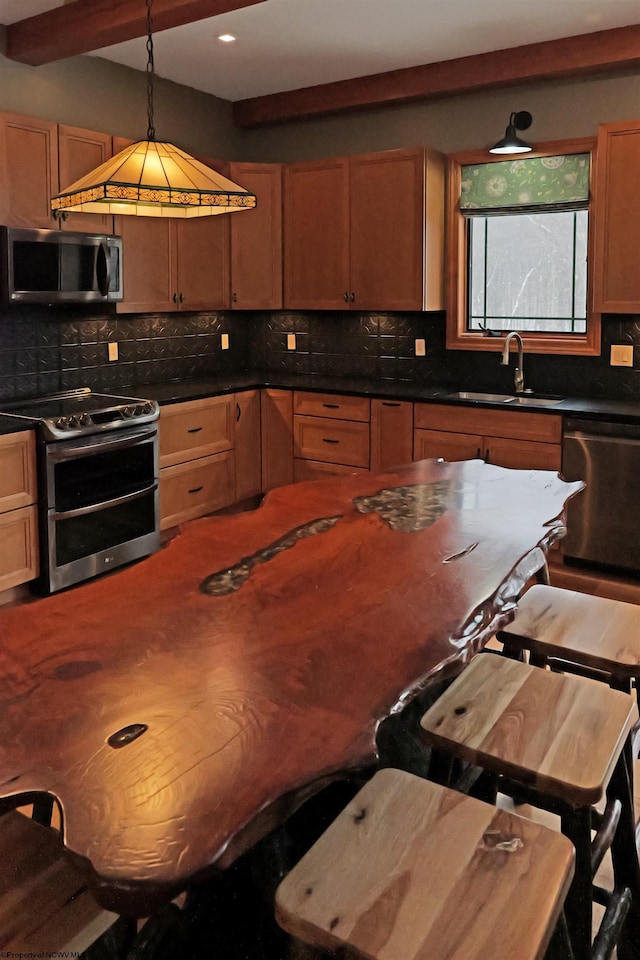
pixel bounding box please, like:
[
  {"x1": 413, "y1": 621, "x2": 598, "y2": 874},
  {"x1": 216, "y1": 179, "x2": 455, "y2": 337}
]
[{"x1": 0, "y1": 304, "x2": 639, "y2": 403}]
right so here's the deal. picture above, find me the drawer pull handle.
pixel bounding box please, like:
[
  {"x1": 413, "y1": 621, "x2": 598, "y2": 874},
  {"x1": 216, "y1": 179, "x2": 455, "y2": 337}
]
[
  {"x1": 187, "y1": 427, "x2": 203, "y2": 434},
  {"x1": 382, "y1": 401, "x2": 401, "y2": 407},
  {"x1": 236, "y1": 402, "x2": 241, "y2": 421},
  {"x1": 188, "y1": 486, "x2": 204, "y2": 494},
  {"x1": 322, "y1": 403, "x2": 340, "y2": 409},
  {"x1": 322, "y1": 438, "x2": 339, "y2": 444}
]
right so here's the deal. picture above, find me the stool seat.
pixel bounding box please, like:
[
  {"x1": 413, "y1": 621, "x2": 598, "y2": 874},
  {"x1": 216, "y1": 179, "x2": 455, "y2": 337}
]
[
  {"x1": 498, "y1": 585, "x2": 640, "y2": 678},
  {"x1": 0, "y1": 811, "x2": 118, "y2": 955},
  {"x1": 276, "y1": 768, "x2": 575, "y2": 960},
  {"x1": 420, "y1": 653, "x2": 638, "y2": 807}
]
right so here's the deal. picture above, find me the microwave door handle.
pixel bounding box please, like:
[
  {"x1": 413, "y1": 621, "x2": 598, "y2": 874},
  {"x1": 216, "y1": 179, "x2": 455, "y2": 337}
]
[{"x1": 97, "y1": 241, "x2": 111, "y2": 297}]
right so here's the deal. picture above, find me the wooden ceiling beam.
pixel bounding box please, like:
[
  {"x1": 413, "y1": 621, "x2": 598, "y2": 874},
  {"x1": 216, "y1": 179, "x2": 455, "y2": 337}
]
[
  {"x1": 6, "y1": 0, "x2": 266, "y2": 67},
  {"x1": 233, "y1": 23, "x2": 640, "y2": 128}
]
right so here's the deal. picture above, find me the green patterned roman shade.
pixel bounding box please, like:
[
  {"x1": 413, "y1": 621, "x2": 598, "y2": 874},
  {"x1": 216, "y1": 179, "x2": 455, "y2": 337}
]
[{"x1": 460, "y1": 153, "x2": 590, "y2": 214}]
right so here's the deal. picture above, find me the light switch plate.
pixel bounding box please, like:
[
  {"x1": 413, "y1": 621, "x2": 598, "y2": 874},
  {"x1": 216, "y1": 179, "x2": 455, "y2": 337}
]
[
  {"x1": 415, "y1": 338, "x2": 426, "y2": 357},
  {"x1": 107, "y1": 342, "x2": 118, "y2": 362},
  {"x1": 287, "y1": 333, "x2": 296, "y2": 350},
  {"x1": 221, "y1": 334, "x2": 229, "y2": 350},
  {"x1": 610, "y1": 344, "x2": 633, "y2": 367}
]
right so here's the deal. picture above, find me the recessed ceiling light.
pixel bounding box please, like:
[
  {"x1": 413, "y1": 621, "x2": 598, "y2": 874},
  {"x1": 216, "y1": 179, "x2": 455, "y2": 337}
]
[{"x1": 217, "y1": 34, "x2": 237, "y2": 43}]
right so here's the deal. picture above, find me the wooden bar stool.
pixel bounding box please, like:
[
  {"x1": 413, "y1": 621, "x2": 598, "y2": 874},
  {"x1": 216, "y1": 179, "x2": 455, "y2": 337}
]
[
  {"x1": 276, "y1": 768, "x2": 575, "y2": 960},
  {"x1": 420, "y1": 653, "x2": 640, "y2": 960},
  {"x1": 497, "y1": 585, "x2": 640, "y2": 708},
  {"x1": 0, "y1": 809, "x2": 126, "y2": 955}
]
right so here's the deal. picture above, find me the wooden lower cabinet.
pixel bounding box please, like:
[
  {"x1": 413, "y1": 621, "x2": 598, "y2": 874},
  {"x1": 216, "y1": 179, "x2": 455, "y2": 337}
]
[
  {"x1": 261, "y1": 389, "x2": 294, "y2": 493},
  {"x1": 159, "y1": 395, "x2": 236, "y2": 530},
  {"x1": 413, "y1": 403, "x2": 562, "y2": 471},
  {"x1": 0, "y1": 431, "x2": 39, "y2": 591},
  {"x1": 371, "y1": 399, "x2": 413, "y2": 471},
  {"x1": 160, "y1": 452, "x2": 235, "y2": 530},
  {"x1": 234, "y1": 390, "x2": 262, "y2": 501}
]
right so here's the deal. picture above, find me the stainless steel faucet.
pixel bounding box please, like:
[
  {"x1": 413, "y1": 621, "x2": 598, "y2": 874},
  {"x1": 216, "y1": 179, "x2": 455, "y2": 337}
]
[{"x1": 501, "y1": 331, "x2": 525, "y2": 394}]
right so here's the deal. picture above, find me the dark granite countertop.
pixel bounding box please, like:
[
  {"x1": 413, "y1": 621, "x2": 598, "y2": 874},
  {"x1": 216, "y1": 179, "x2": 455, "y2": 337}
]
[
  {"x1": 2, "y1": 373, "x2": 640, "y2": 434},
  {"x1": 140, "y1": 371, "x2": 640, "y2": 425}
]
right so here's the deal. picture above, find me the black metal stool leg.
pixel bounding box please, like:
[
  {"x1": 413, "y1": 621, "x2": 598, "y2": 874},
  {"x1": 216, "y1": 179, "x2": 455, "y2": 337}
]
[
  {"x1": 606, "y1": 738, "x2": 640, "y2": 960},
  {"x1": 560, "y1": 805, "x2": 593, "y2": 960}
]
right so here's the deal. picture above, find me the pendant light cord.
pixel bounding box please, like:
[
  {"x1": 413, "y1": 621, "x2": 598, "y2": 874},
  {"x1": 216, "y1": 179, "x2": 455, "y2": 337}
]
[{"x1": 146, "y1": 0, "x2": 156, "y2": 141}]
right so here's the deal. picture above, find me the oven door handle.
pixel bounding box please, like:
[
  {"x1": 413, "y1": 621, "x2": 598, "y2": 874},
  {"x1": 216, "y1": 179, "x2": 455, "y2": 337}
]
[
  {"x1": 49, "y1": 426, "x2": 157, "y2": 461},
  {"x1": 51, "y1": 482, "x2": 158, "y2": 521}
]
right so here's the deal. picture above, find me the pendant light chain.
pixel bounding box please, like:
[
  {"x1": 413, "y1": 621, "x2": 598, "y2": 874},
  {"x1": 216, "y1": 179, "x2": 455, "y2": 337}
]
[{"x1": 145, "y1": 0, "x2": 156, "y2": 141}]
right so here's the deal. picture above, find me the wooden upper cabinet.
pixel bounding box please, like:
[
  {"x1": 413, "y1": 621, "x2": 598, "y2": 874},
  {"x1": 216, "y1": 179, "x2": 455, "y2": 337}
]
[
  {"x1": 284, "y1": 157, "x2": 350, "y2": 309},
  {"x1": 57, "y1": 124, "x2": 113, "y2": 233},
  {"x1": 0, "y1": 112, "x2": 58, "y2": 229},
  {"x1": 283, "y1": 148, "x2": 444, "y2": 312},
  {"x1": 594, "y1": 119, "x2": 640, "y2": 313},
  {"x1": 350, "y1": 148, "x2": 444, "y2": 311},
  {"x1": 117, "y1": 144, "x2": 230, "y2": 312},
  {"x1": 230, "y1": 162, "x2": 283, "y2": 310}
]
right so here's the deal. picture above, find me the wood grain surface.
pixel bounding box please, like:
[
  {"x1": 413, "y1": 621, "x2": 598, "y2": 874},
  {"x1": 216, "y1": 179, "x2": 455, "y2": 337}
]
[
  {"x1": 500, "y1": 584, "x2": 640, "y2": 676},
  {"x1": 0, "y1": 459, "x2": 582, "y2": 912},
  {"x1": 276, "y1": 768, "x2": 575, "y2": 960},
  {"x1": 421, "y1": 652, "x2": 638, "y2": 805}
]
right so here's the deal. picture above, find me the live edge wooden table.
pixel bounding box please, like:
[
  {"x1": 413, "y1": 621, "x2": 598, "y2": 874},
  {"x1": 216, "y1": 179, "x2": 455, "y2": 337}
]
[{"x1": 0, "y1": 458, "x2": 582, "y2": 915}]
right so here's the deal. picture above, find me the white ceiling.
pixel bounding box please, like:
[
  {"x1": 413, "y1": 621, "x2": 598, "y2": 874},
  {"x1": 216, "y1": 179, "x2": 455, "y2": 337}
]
[{"x1": 1, "y1": 0, "x2": 639, "y2": 102}]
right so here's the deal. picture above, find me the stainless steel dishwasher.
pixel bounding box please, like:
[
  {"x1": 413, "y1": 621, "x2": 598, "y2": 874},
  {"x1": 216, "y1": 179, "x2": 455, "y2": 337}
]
[{"x1": 562, "y1": 417, "x2": 640, "y2": 574}]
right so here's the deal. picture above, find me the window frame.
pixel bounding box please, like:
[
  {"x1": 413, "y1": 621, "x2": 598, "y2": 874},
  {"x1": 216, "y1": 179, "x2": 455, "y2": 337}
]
[{"x1": 446, "y1": 137, "x2": 600, "y2": 355}]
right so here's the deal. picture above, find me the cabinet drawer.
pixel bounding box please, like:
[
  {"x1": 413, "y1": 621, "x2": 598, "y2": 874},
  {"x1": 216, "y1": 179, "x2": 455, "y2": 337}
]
[
  {"x1": 294, "y1": 458, "x2": 367, "y2": 483},
  {"x1": 414, "y1": 402, "x2": 561, "y2": 444},
  {"x1": 293, "y1": 416, "x2": 370, "y2": 468},
  {"x1": 293, "y1": 391, "x2": 370, "y2": 422},
  {"x1": 0, "y1": 505, "x2": 39, "y2": 591},
  {"x1": 414, "y1": 428, "x2": 483, "y2": 463},
  {"x1": 160, "y1": 451, "x2": 235, "y2": 530},
  {"x1": 159, "y1": 396, "x2": 234, "y2": 467},
  {"x1": 486, "y1": 438, "x2": 561, "y2": 471},
  {"x1": 0, "y1": 431, "x2": 37, "y2": 511}
]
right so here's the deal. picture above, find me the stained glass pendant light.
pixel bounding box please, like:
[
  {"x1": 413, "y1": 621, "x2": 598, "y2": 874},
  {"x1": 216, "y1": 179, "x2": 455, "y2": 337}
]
[{"x1": 51, "y1": 0, "x2": 256, "y2": 219}]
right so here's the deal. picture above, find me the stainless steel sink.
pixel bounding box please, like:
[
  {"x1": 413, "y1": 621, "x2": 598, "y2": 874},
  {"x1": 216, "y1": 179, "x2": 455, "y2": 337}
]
[
  {"x1": 448, "y1": 391, "x2": 563, "y2": 406},
  {"x1": 449, "y1": 391, "x2": 514, "y2": 403},
  {"x1": 503, "y1": 396, "x2": 563, "y2": 406}
]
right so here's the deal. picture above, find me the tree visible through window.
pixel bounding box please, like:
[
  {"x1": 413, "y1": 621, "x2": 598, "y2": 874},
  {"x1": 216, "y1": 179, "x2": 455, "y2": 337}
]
[{"x1": 468, "y1": 209, "x2": 588, "y2": 334}]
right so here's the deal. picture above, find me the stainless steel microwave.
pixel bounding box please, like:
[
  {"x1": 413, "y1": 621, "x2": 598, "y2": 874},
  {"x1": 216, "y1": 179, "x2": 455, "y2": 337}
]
[{"x1": 0, "y1": 226, "x2": 123, "y2": 304}]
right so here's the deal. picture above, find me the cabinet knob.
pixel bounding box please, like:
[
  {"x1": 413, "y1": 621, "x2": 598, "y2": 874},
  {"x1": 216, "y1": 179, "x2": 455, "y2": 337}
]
[
  {"x1": 349, "y1": 292, "x2": 355, "y2": 302},
  {"x1": 343, "y1": 292, "x2": 349, "y2": 302},
  {"x1": 236, "y1": 402, "x2": 241, "y2": 421},
  {"x1": 172, "y1": 292, "x2": 178, "y2": 303}
]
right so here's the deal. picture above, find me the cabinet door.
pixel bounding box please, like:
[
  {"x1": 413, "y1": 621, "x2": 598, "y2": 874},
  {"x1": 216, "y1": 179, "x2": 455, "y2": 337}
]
[
  {"x1": 175, "y1": 216, "x2": 230, "y2": 310},
  {"x1": 370, "y1": 399, "x2": 413, "y2": 472},
  {"x1": 349, "y1": 149, "x2": 425, "y2": 311},
  {"x1": 117, "y1": 214, "x2": 176, "y2": 313},
  {"x1": 160, "y1": 451, "x2": 235, "y2": 530},
  {"x1": 234, "y1": 390, "x2": 262, "y2": 501},
  {"x1": 261, "y1": 389, "x2": 293, "y2": 492},
  {"x1": 0, "y1": 505, "x2": 39, "y2": 591},
  {"x1": 284, "y1": 157, "x2": 350, "y2": 309},
  {"x1": 0, "y1": 112, "x2": 58, "y2": 229},
  {"x1": 0, "y1": 432, "x2": 37, "y2": 512},
  {"x1": 57, "y1": 125, "x2": 113, "y2": 234},
  {"x1": 160, "y1": 396, "x2": 234, "y2": 468},
  {"x1": 230, "y1": 162, "x2": 282, "y2": 309},
  {"x1": 413, "y1": 428, "x2": 483, "y2": 463},
  {"x1": 485, "y1": 437, "x2": 561, "y2": 471},
  {"x1": 594, "y1": 120, "x2": 640, "y2": 312}
]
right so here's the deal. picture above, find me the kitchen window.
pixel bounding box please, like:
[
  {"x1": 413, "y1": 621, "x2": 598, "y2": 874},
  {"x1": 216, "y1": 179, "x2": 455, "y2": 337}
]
[{"x1": 446, "y1": 137, "x2": 600, "y2": 356}]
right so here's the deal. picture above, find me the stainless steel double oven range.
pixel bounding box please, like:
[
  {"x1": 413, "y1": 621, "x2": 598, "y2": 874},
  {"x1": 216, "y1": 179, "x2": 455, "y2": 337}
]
[{"x1": 1, "y1": 388, "x2": 160, "y2": 593}]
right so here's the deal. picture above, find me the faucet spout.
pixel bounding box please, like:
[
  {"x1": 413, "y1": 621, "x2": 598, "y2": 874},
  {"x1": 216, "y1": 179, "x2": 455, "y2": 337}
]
[{"x1": 501, "y1": 332, "x2": 525, "y2": 394}]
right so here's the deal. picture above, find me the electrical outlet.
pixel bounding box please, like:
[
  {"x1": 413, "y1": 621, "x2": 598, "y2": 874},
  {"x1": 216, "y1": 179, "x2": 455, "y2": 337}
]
[
  {"x1": 107, "y1": 342, "x2": 118, "y2": 362},
  {"x1": 415, "y1": 338, "x2": 426, "y2": 357},
  {"x1": 287, "y1": 333, "x2": 296, "y2": 350},
  {"x1": 221, "y1": 334, "x2": 229, "y2": 350},
  {"x1": 610, "y1": 344, "x2": 633, "y2": 367}
]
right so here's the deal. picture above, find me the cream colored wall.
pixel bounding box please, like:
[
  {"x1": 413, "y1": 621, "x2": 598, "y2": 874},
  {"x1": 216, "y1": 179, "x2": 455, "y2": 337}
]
[
  {"x1": 0, "y1": 44, "x2": 240, "y2": 160},
  {"x1": 235, "y1": 70, "x2": 640, "y2": 161}
]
